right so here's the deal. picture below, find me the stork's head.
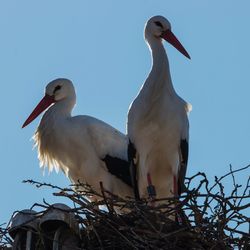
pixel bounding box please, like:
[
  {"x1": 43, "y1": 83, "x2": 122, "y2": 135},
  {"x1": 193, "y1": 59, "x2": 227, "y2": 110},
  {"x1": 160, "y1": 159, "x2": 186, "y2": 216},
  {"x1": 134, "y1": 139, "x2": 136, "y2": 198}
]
[
  {"x1": 45, "y1": 78, "x2": 75, "y2": 102},
  {"x1": 144, "y1": 15, "x2": 190, "y2": 59},
  {"x1": 22, "y1": 78, "x2": 76, "y2": 128}
]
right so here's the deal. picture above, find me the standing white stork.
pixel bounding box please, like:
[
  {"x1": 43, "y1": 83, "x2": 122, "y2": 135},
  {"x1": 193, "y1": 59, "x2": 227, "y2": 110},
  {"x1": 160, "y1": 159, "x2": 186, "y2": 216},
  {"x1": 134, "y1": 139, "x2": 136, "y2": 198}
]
[
  {"x1": 127, "y1": 16, "x2": 191, "y2": 200},
  {"x1": 22, "y1": 78, "x2": 133, "y2": 200}
]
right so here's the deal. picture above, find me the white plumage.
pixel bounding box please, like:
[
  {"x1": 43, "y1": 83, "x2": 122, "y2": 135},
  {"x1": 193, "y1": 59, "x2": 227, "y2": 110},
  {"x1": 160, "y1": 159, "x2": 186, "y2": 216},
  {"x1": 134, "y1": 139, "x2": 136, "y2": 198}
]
[
  {"x1": 23, "y1": 78, "x2": 133, "y2": 200},
  {"x1": 127, "y1": 16, "x2": 191, "y2": 199}
]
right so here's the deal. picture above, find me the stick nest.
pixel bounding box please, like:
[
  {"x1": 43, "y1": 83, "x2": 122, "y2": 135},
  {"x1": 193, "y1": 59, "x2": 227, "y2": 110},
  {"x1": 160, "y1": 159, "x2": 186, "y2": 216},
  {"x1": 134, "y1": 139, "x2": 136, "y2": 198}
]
[{"x1": 0, "y1": 165, "x2": 249, "y2": 249}]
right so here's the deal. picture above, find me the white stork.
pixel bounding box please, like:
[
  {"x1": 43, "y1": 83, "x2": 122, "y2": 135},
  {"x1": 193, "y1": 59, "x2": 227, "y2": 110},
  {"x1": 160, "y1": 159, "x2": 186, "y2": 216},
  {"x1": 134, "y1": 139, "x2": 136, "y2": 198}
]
[
  {"x1": 22, "y1": 78, "x2": 133, "y2": 200},
  {"x1": 127, "y1": 16, "x2": 191, "y2": 200}
]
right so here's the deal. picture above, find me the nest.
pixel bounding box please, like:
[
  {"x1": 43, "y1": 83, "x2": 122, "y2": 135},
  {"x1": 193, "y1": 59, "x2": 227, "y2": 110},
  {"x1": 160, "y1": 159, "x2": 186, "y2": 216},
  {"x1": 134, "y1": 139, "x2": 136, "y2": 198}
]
[{"x1": 0, "y1": 165, "x2": 249, "y2": 250}]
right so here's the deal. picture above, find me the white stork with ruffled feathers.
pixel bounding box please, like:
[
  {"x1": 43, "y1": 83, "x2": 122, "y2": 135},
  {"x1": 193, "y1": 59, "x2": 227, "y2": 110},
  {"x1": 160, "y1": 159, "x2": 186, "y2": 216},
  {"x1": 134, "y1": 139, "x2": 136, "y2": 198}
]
[
  {"x1": 127, "y1": 16, "x2": 191, "y2": 200},
  {"x1": 23, "y1": 78, "x2": 133, "y2": 200}
]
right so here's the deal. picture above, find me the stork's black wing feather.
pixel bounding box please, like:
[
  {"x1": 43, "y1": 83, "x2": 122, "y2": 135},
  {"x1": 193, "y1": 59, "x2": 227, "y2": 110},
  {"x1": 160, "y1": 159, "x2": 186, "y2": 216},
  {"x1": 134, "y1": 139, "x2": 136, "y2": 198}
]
[
  {"x1": 102, "y1": 155, "x2": 132, "y2": 187},
  {"x1": 178, "y1": 139, "x2": 189, "y2": 195},
  {"x1": 128, "y1": 140, "x2": 140, "y2": 199}
]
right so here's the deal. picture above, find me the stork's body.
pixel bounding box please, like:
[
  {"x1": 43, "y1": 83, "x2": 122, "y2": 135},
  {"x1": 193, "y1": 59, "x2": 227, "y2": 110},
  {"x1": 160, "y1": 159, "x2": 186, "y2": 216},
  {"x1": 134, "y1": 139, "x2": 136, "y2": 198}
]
[
  {"x1": 127, "y1": 16, "x2": 191, "y2": 199},
  {"x1": 23, "y1": 79, "x2": 133, "y2": 200}
]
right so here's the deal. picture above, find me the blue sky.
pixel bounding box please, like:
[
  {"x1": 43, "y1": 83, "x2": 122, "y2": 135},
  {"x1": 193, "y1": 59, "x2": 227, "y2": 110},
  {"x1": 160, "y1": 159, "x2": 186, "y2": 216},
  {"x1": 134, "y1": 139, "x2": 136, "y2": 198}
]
[{"x1": 0, "y1": 1, "x2": 249, "y2": 224}]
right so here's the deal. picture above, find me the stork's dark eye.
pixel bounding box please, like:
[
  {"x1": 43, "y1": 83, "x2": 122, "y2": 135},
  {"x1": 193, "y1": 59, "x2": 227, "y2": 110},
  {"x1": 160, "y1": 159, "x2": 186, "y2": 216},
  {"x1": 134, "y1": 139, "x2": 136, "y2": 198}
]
[
  {"x1": 155, "y1": 21, "x2": 163, "y2": 28},
  {"x1": 53, "y1": 85, "x2": 61, "y2": 94}
]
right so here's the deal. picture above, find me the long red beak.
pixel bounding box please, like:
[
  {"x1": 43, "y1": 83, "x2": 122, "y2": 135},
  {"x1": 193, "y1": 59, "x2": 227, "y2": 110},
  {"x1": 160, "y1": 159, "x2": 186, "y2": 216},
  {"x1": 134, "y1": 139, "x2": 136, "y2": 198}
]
[
  {"x1": 161, "y1": 30, "x2": 191, "y2": 59},
  {"x1": 22, "y1": 94, "x2": 55, "y2": 128}
]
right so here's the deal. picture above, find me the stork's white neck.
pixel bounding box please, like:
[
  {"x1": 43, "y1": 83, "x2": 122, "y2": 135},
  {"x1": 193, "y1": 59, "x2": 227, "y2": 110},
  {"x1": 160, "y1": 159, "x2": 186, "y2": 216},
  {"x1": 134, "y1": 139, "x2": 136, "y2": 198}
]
[
  {"x1": 143, "y1": 37, "x2": 176, "y2": 99},
  {"x1": 51, "y1": 98, "x2": 75, "y2": 117},
  {"x1": 40, "y1": 97, "x2": 75, "y2": 128},
  {"x1": 34, "y1": 96, "x2": 76, "y2": 174}
]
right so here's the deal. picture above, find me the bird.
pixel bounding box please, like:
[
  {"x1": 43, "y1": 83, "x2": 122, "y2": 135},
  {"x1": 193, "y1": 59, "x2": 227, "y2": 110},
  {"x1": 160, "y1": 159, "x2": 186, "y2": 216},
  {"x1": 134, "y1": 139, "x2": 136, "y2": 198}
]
[
  {"x1": 22, "y1": 78, "x2": 133, "y2": 201},
  {"x1": 127, "y1": 15, "x2": 191, "y2": 200}
]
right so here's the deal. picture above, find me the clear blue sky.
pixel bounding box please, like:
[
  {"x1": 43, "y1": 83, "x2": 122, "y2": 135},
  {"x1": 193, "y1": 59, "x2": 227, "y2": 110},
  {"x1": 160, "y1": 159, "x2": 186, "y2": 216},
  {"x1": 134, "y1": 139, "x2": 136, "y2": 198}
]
[{"x1": 0, "y1": 1, "x2": 249, "y2": 224}]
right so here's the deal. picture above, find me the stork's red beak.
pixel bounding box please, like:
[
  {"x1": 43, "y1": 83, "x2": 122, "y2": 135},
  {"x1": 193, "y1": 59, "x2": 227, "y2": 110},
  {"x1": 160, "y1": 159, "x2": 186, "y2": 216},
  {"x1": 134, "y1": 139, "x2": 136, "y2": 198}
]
[
  {"x1": 22, "y1": 94, "x2": 55, "y2": 128},
  {"x1": 161, "y1": 30, "x2": 191, "y2": 59}
]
